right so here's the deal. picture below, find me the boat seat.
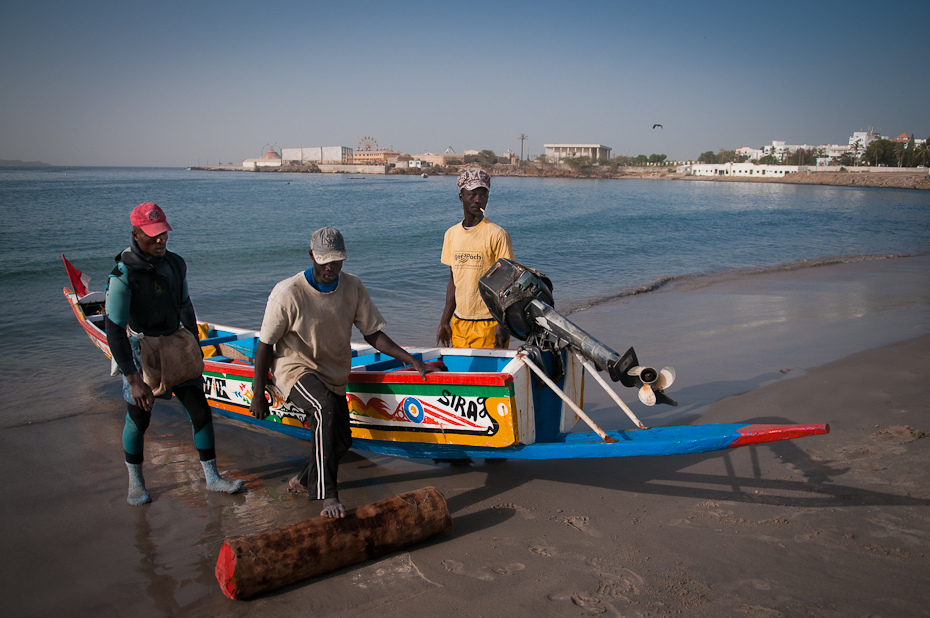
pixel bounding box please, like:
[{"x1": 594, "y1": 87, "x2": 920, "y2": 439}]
[
  {"x1": 78, "y1": 292, "x2": 106, "y2": 303},
  {"x1": 200, "y1": 331, "x2": 256, "y2": 347},
  {"x1": 87, "y1": 314, "x2": 106, "y2": 323}
]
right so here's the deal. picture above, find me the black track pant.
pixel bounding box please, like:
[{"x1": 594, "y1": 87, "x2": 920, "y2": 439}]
[{"x1": 290, "y1": 373, "x2": 352, "y2": 500}]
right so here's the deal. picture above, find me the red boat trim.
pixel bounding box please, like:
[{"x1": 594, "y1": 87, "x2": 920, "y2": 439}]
[
  {"x1": 728, "y1": 423, "x2": 830, "y2": 448},
  {"x1": 349, "y1": 371, "x2": 513, "y2": 386},
  {"x1": 66, "y1": 288, "x2": 108, "y2": 345},
  {"x1": 204, "y1": 361, "x2": 255, "y2": 378}
]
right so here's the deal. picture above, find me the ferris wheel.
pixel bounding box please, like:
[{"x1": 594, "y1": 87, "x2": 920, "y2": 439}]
[{"x1": 357, "y1": 136, "x2": 378, "y2": 151}]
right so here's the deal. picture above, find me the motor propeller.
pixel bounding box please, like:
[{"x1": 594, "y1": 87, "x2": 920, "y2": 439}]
[{"x1": 628, "y1": 365, "x2": 677, "y2": 406}]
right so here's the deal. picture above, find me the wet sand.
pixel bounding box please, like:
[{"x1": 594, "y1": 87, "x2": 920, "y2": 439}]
[{"x1": 2, "y1": 256, "x2": 928, "y2": 616}]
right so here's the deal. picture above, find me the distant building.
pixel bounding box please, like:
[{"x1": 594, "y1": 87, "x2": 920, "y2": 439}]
[
  {"x1": 282, "y1": 146, "x2": 353, "y2": 164},
  {"x1": 849, "y1": 129, "x2": 881, "y2": 156},
  {"x1": 737, "y1": 146, "x2": 763, "y2": 161},
  {"x1": 416, "y1": 152, "x2": 460, "y2": 166},
  {"x1": 691, "y1": 162, "x2": 797, "y2": 177},
  {"x1": 242, "y1": 149, "x2": 282, "y2": 169},
  {"x1": 353, "y1": 148, "x2": 400, "y2": 164},
  {"x1": 544, "y1": 144, "x2": 612, "y2": 163},
  {"x1": 706, "y1": 127, "x2": 923, "y2": 169}
]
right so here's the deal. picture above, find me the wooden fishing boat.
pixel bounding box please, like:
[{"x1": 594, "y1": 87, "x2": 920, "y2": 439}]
[{"x1": 62, "y1": 255, "x2": 829, "y2": 460}]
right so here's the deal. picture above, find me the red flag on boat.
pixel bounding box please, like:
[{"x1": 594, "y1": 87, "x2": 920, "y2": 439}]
[{"x1": 62, "y1": 254, "x2": 91, "y2": 298}]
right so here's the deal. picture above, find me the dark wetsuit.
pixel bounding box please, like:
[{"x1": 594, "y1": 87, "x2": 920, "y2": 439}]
[{"x1": 105, "y1": 238, "x2": 216, "y2": 464}]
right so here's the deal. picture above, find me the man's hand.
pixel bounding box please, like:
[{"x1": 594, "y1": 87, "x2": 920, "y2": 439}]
[
  {"x1": 126, "y1": 372, "x2": 154, "y2": 412},
  {"x1": 493, "y1": 322, "x2": 510, "y2": 348},
  {"x1": 436, "y1": 322, "x2": 452, "y2": 347},
  {"x1": 411, "y1": 359, "x2": 439, "y2": 381},
  {"x1": 250, "y1": 341, "x2": 274, "y2": 420},
  {"x1": 249, "y1": 390, "x2": 270, "y2": 420}
]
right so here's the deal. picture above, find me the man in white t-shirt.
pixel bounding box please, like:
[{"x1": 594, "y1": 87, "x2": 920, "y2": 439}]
[
  {"x1": 250, "y1": 227, "x2": 436, "y2": 518},
  {"x1": 437, "y1": 169, "x2": 515, "y2": 348}
]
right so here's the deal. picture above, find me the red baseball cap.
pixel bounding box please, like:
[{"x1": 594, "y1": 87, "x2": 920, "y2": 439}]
[{"x1": 130, "y1": 202, "x2": 173, "y2": 236}]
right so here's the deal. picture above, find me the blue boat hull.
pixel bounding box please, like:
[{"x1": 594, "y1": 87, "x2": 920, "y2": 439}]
[{"x1": 213, "y1": 406, "x2": 828, "y2": 460}]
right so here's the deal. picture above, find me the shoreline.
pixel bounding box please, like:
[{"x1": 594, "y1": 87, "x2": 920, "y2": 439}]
[
  {"x1": 3, "y1": 256, "x2": 928, "y2": 615},
  {"x1": 191, "y1": 164, "x2": 930, "y2": 190},
  {"x1": 560, "y1": 250, "x2": 930, "y2": 316}
]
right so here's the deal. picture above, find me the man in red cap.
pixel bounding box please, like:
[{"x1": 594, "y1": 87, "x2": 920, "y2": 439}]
[{"x1": 105, "y1": 203, "x2": 243, "y2": 505}]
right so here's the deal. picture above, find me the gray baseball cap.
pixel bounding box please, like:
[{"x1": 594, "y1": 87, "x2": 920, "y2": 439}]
[{"x1": 310, "y1": 227, "x2": 347, "y2": 263}]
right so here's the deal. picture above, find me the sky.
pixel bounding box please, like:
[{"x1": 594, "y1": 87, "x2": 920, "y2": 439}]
[{"x1": 1, "y1": 0, "x2": 928, "y2": 167}]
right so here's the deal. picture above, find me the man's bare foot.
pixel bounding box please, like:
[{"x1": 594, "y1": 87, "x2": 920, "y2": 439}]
[
  {"x1": 321, "y1": 498, "x2": 345, "y2": 519},
  {"x1": 287, "y1": 475, "x2": 307, "y2": 494}
]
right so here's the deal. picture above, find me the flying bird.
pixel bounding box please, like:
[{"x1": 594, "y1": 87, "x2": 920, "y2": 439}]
[{"x1": 652, "y1": 124, "x2": 663, "y2": 129}]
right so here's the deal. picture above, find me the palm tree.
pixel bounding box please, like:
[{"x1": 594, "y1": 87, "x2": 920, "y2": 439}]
[
  {"x1": 518, "y1": 134, "x2": 528, "y2": 161},
  {"x1": 914, "y1": 141, "x2": 929, "y2": 168},
  {"x1": 851, "y1": 140, "x2": 861, "y2": 165}
]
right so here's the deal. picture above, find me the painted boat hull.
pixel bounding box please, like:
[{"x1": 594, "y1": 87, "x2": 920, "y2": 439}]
[
  {"x1": 62, "y1": 256, "x2": 829, "y2": 460},
  {"x1": 63, "y1": 282, "x2": 585, "y2": 454}
]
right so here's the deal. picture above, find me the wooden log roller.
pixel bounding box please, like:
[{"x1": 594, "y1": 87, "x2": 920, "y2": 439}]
[{"x1": 215, "y1": 486, "x2": 451, "y2": 600}]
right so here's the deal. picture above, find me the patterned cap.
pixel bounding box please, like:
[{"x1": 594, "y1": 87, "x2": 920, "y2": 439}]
[
  {"x1": 457, "y1": 168, "x2": 491, "y2": 192},
  {"x1": 130, "y1": 202, "x2": 172, "y2": 236},
  {"x1": 310, "y1": 227, "x2": 347, "y2": 264}
]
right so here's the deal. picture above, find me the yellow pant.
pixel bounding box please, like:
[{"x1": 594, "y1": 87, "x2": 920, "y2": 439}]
[{"x1": 450, "y1": 316, "x2": 509, "y2": 349}]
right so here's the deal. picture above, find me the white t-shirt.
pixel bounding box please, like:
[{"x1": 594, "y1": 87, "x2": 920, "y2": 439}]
[{"x1": 258, "y1": 272, "x2": 385, "y2": 395}]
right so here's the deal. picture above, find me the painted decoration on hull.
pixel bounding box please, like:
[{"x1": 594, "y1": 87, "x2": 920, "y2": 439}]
[
  {"x1": 202, "y1": 369, "x2": 520, "y2": 447},
  {"x1": 202, "y1": 370, "x2": 308, "y2": 428},
  {"x1": 347, "y1": 382, "x2": 519, "y2": 448}
]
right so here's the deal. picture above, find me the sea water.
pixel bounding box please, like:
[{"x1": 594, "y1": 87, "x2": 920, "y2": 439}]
[{"x1": 1, "y1": 166, "x2": 928, "y2": 424}]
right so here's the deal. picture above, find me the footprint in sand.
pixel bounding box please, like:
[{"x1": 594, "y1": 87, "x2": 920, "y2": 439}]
[
  {"x1": 557, "y1": 515, "x2": 604, "y2": 538},
  {"x1": 491, "y1": 563, "x2": 525, "y2": 576},
  {"x1": 529, "y1": 545, "x2": 552, "y2": 557},
  {"x1": 871, "y1": 425, "x2": 928, "y2": 443},
  {"x1": 570, "y1": 593, "x2": 608, "y2": 615},
  {"x1": 596, "y1": 567, "x2": 644, "y2": 601},
  {"x1": 441, "y1": 559, "x2": 524, "y2": 580},
  {"x1": 493, "y1": 502, "x2": 536, "y2": 520}
]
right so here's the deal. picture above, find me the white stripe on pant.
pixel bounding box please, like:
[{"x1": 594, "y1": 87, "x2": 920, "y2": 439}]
[{"x1": 289, "y1": 373, "x2": 352, "y2": 500}]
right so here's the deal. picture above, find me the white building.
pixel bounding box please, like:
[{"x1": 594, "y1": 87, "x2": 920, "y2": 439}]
[
  {"x1": 737, "y1": 146, "x2": 763, "y2": 160},
  {"x1": 242, "y1": 149, "x2": 282, "y2": 169},
  {"x1": 690, "y1": 162, "x2": 799, "y2": 177},
  {"x1": 544, "y1": 144, "x2": 612, "y2": 163},
  {"x1": 762, "y1": 140, "x2": 817, "y2": 162},
  {"x1": 281, "y1": 146, "x2": 353, "y2": 165},
  {"x1": 712, "y1": 127, "x2": 922, "y2": 169},
  {"x1": 848, "y1": 130, "x2": 881, "y2": 157}
]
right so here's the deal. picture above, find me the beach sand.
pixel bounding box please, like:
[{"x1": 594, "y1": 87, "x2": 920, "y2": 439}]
[{"x1": 2, "y1": 256, "x2": 928, "y2": 616}]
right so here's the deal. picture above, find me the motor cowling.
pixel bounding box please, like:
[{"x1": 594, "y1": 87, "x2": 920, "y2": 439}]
[{"x1": 478, "y1": 258, "x2": 554, "y2": 341}]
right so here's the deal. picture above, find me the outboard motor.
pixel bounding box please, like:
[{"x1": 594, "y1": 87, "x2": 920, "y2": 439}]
[{"x1": 478, "y1": 258, "x2": 676, "y2": 406}]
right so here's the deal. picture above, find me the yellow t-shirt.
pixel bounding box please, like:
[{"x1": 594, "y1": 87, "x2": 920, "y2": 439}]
[
  {"x1": 258, "y1": 272, "x2": 386, "y2": 396},
  {"x1": 441, "y1": 218, "x2": 514, "y2": 320}
]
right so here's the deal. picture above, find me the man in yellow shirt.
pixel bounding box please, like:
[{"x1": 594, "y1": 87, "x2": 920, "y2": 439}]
[{"x1": 437, "y1": 169, "x2": 515, "y2": 348}]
